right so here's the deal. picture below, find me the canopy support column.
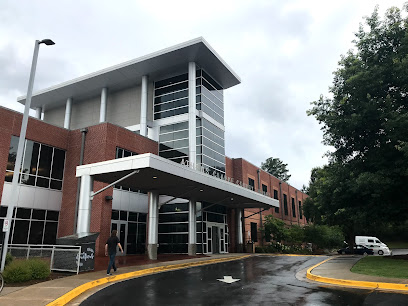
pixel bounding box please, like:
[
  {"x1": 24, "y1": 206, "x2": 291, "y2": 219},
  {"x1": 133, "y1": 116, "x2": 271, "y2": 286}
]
[
  {"x1": 236, "y1": 208, "x2": 243, "y2": 252},
  {"x1": 77, "y1": 174, "x2": 94, "y2": 234},
  {"x1": 188, "y1": 199, "x2": 197, "y2": 256},
  {"x1": 147, "y1": 191, "x2": 159, "y2": 260}
]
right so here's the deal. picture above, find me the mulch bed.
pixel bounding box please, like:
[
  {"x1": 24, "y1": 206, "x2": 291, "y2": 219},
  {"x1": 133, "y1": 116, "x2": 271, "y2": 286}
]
[
  {"x1": 389, "y1": 255, "x2": 408, "y2": 260},
  {"x1": 5, "y1": 271, "x2": 72, "y2": 287}
]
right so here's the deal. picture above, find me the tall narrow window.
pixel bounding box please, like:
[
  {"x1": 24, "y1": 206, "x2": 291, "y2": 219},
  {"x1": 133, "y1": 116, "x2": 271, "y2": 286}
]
[
  {"x1": 299, "y1": 201, "x2": 303, "y2": 219},
  {"x1": 283, "y1": 194, "x2": 288, "y2": 216},
  {"x1": 273, "y1": 190, "x2": 279, "y2": 213},
  {"x1": 248, "y1": 178, "x2": 255, "y2": 191},
  {"x1": 262, "y1": 184, "x2": 267, "y2": 195},
  {"x1": 250, "y1": 222, "x2": 258, "y2": 242},
  {"x1": 291, "y1": 198, "x2": 296, "y2": 218}
]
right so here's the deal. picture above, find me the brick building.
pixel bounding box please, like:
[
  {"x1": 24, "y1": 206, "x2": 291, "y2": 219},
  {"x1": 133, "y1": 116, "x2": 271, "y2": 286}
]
[{"x1": 0, "y1": 38, "x2": 307, "y2": 259}]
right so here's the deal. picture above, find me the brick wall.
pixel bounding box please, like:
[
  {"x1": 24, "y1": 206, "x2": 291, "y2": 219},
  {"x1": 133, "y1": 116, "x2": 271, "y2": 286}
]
[{"x1": 225, "y1": 156, "x2": 309, "y2": 248}]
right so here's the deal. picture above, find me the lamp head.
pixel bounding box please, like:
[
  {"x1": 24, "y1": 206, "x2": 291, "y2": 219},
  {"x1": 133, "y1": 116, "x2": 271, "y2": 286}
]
[{"x1": 39, "y1": 39, "x2": 55, "y2": 46}]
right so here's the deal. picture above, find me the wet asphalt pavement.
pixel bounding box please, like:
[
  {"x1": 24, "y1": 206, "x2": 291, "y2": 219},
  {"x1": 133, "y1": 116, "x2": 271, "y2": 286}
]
[{"x1": 81, "y1": 256, "x2": 408, "y2": 305}]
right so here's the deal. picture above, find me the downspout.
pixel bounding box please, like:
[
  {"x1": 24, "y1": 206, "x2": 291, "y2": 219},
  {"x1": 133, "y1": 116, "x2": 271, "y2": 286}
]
[
  {"x1": 73, "y1": 127, "x2": 88, "y2": 233},
  {"x1": 257, "y1": 169, "x2": 263, "y2": 246}
]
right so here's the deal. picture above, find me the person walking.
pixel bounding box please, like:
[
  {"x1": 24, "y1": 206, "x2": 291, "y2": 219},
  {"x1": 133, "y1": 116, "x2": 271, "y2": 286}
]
[{"x1": 105, "y1": 229, "x2": 123, "y2": 275}]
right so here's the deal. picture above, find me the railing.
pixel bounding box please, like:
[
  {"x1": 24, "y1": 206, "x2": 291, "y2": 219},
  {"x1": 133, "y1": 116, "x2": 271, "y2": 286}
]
[{"x1": 1, "y1": 244, "x2": 81, "y2": 274}]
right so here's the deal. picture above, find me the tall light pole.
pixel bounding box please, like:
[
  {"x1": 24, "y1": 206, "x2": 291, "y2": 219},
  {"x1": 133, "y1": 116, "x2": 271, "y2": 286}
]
[{"x1": 1, "y1": 39, "x2": 55, "y2": 272}]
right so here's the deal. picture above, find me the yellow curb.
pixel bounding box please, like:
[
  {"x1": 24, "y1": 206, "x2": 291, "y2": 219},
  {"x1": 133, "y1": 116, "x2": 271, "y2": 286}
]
[
  {"x1": 306, "y1": 257, "x2": 408, "y2": 292},
  {"x1": 47, "y1": 255, "x2": 251, "y2": 306}
]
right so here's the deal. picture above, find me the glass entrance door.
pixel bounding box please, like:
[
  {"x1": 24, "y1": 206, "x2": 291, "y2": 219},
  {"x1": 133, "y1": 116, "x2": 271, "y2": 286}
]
[
  {"x1": 207, "y1": 222, "x2": 226, "y2": 254},
  {"x1": 111, "y1": 221, "x2": 127, "y2": 256}
]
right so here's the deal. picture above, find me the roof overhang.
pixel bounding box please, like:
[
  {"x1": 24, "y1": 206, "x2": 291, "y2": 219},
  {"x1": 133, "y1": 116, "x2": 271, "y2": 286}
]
[
  {"x1": 18, "y1": 37, "x2": 241, "y2": 111},
  {"x1": 76, "y1": 153, "x2": 278, "y2": 209}
]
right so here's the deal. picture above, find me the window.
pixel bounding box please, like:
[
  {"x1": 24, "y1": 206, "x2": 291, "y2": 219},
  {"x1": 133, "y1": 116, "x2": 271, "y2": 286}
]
[
  {"x1": 248, "y1": 178, "x2": 255, "y2": 191},
  {"x1": 273, "y1": 190, "x2": 280, "y2": 213},
  {"x1": 5, "y1": 136, "x2": 65, "y2": 191},
  {"x1": 299, "y1": 201, "x2": 303, "y2": 219},
  {"x1": 0, "y1": 208, "x2": 60, "y2": 245},
  {"x1": 292, "y1": 198, "x2": 296, "y2": 218},
  {"x1": 262, "y1": 184, "x2": 267, "y2": 195},
  {"x1": 250, "y1": 222, "x2": 258, "y2": 242},
  {"x1": 283, "y1": 194, "x2": 288, "y2": 216},
  {"x1": 154, "y1": 74, "x2": 189, "y2": 120}
]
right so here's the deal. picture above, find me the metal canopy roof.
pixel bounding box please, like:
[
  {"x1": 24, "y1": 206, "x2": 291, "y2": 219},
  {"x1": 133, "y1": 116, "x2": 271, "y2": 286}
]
[
  {"x1": 76, "y1": 154, "x2": 278, "y2": 209},
  {"x1": 18, "y1": 37, "x2": 241, "y2": 111}
]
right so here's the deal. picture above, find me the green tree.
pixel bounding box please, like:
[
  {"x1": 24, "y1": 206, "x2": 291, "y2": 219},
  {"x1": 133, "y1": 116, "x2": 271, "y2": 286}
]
[
  {"x1": 307, "y1": 5, "x2": 408, "y2": 246},
  {"x1": 261, "y1": 215, "x2": 287, "y2": 243},
  {"x1": 261, "y1": 157, "x2": 291, "y2": 182}
]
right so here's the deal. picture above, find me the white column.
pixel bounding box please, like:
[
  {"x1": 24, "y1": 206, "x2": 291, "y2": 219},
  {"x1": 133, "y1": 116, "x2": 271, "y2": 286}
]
[
  {"x1": 77, "y1": 174, "x2": 94, "y2": 234},
  {"x1": 188, "y1": 199, "x2": 197, "y2": 256},
  {"x1": 188, "y1": 62, "x2": 197, "y2": 168},
  {"x1": 236, "y1": 209, "x2": 243, "y2": 252},
  {"x1": 35, "y1": 107, "x2": 42, "y2": 119},
  {"x1": 64, "y1": 97, "x2": 72, "y2": 129},
  {"x1": 147, "y1": 191, "x2": 159, "y2": 260},
  {"x1": 140, "y1": 75, "x2": 148, "y2": 137},
  {"x1": 99, "y1": 87, "x2": 108, "y2": 123}
]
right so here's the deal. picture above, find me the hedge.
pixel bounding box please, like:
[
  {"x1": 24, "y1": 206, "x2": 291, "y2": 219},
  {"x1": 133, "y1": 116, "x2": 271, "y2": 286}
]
[{"x1": 3, "y1": 259, "x2": 50, "y2": 283}]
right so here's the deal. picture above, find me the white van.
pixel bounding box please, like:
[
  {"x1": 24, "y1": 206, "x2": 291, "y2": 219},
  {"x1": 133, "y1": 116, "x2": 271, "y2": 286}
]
[{"x1": 355, "y1": 236, "x2": 391, "y2": 255}]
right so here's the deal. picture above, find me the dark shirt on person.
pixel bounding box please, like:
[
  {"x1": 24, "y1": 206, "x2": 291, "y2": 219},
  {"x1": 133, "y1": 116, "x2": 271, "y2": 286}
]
[{"x1": 106, "y1": 236, "x2": 120, "y2": 255}]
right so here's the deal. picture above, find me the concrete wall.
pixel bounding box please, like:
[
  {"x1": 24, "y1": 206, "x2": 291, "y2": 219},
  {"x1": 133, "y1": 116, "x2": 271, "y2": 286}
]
[{"x1": 44, "y1": 105, "x2": 66, "y2": 128}]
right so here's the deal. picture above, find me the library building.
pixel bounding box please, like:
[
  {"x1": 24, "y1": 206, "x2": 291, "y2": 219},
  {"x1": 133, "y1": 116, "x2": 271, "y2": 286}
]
[{"x1": 0, "y1": 38, "x2": 308, "y2": 261}]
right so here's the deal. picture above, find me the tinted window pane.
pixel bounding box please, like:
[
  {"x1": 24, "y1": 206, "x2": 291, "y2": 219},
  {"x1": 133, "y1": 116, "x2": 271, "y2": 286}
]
[
  {"x1": 138, "y1": 213, "x2": 147, "y2": 223},
  {"x1": 16, "y1": 208, "x2": 31, "y2": 219},
  {"x1": 0, "y1": 206, "x2": 7, "y2": 217},
  {"x1": 51, "y1": 149, "x2": 65, "y2": 180},
  {"x1": 50, "y1": 180, "x2": 63, "y2": 190},
  {"x1": 36, "y1": 177, "x2": 50, "y2": 188},
  {"x1": 29, "y1": 220, "x2": 44, "y2": 244},
  {"x1": 37, "y1": 144, "x2": 53, "y2": 177},
  {"x1": 7, "y1": 136, "x2": 19, "y2": 171},
  {"x1": 20, "y1": 174, "x2": 35, "y2": 186},
  {"x1": 43, "y1": 222, "x2": 58, "y2": 244},
  {"x1": 120, "y1": 210, "x2": 127, "y2": 221},
  {"x1": 32, "y1": 209, "x2": 46, "y2": 220},
  {"x1": 46, "y1": 210, "x2": 59, "y2": 221},
  {"x1": 158, "y1": 223, "x2": 188, "y2": 233},
  {"x1": 111, "y1": 210, "x2": 119, "y2": 220},
  {"x1": 128, "y1": 212, "x2": 138, "y2": 222},
  {"x1": 159, "y1": 213, "x2": 188, "y2": 223},
  {"x1": 22, "y1": 141, "x2": 40, "y2": 175},
  {"x1": 12, "y1": 220, "x2": 29, "y2": 244}
]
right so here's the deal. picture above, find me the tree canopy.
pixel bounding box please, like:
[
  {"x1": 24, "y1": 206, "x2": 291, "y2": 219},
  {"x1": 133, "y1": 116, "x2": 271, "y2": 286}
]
[
  {"x1": 305, "y1": 5, "x2": 408, "y2": 242},
  {"x1": 261, "y1": 157, "x2": 291, "y2": 182}
]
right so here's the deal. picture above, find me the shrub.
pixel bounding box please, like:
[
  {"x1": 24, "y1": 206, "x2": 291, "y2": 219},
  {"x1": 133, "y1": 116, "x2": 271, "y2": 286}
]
[
  {"x1": 3, "y1": 259, "x2": 50, "y2": 283},
  {"x1": 5, "y1": 252, "x2": 14, "y2": 266},
  {"x1": 27, "y1": 259, "x2": 50, "y2": 280},
  {"x1": 3, "y1": 261, "x2": 32, "y2": 283}
]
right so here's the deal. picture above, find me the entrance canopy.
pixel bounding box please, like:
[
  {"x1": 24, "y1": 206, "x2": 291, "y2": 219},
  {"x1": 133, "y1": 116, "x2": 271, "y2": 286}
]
[{"x1": 76, "y1": 153, "x2": 279, "y2": 209}]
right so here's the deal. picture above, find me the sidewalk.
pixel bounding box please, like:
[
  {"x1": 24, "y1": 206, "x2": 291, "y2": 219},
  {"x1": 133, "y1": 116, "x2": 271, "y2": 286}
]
[{"x1": 307, "y1": 255, "x2": 408, "y2": 290}]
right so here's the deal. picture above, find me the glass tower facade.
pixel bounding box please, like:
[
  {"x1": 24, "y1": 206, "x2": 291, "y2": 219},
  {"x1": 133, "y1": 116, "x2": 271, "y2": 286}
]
[{"x1": 155, "y1": 68, "x2": 226, "y2": 175}]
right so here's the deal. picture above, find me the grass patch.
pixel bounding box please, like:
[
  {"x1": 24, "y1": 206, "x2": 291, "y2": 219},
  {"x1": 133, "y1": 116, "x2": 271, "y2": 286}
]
[
  {"x1": 351, "y1": 256, "x2": 408, "y2": 279},
  {"x1": 385, "y1": 241, "x2": 408, "y2": 249}
]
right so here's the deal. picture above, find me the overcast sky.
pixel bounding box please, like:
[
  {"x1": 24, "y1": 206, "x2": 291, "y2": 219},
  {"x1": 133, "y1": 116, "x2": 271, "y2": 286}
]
[{"x1": 0, "y1": 0, "x2": 405, "y2": 189}]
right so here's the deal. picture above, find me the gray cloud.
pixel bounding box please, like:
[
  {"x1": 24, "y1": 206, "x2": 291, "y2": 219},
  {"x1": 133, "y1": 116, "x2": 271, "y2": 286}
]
[{"x1": 0, "y1": 0, "x2": 402, "y2": 189}]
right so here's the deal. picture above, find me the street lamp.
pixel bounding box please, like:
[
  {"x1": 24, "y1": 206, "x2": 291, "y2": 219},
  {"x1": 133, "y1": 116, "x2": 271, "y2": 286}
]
[{"x1": 1, "y1": 39, "x2": 55, "y2": 272}]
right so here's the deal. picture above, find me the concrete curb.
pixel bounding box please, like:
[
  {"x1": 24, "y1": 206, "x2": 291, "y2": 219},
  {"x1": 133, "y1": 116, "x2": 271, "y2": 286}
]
[
  {"x1": 306, "y1": 257, "x2": 408, "y2": 292},
  {"x1": 47, "y1": 254, "x2": 251, "y2": 306}
]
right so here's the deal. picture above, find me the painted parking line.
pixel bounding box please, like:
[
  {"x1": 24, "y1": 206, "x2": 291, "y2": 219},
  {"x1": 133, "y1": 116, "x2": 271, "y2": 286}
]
[
  {"x1": 47, "y1": 255, "x2": 251, "y2": 306},
  {"x1": 306, "y1": 257, "x2": 408, "y2": 292}
]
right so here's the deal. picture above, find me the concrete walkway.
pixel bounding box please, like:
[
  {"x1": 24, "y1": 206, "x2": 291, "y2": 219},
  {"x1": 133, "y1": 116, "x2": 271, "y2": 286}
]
[{"x1": 1, "y1": 253, "x2": 407, "y2": 306}]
